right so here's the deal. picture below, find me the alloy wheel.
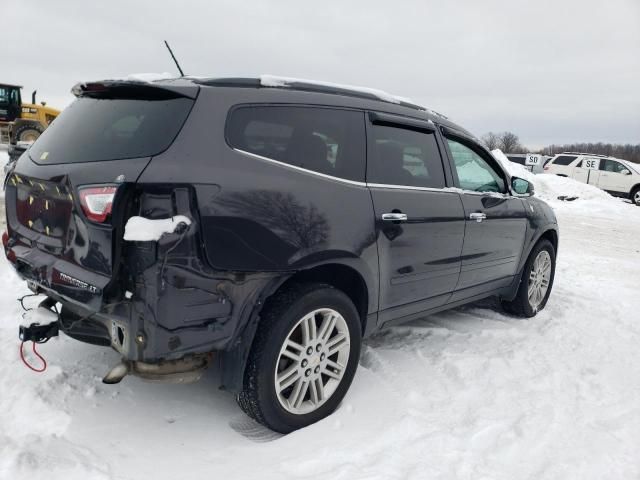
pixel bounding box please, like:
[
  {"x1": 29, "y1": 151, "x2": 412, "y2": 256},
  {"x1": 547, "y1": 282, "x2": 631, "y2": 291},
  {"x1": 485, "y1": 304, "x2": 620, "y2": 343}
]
[
  {"x1": 528, "y1": 250, "x2": 552, "y2": 309},
  {"x1": 274, "y1": 308, "x2": 350, "y2": 415}
]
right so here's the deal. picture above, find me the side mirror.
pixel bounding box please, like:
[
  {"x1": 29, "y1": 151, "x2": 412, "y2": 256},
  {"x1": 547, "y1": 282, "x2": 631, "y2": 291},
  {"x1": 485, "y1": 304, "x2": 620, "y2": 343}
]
[
  {"x1": 621, "y1": 169, "x2": 631, "y2": 175},
  {"x1": 511, "y1": 177, "x2": 534, "y2": 196}
]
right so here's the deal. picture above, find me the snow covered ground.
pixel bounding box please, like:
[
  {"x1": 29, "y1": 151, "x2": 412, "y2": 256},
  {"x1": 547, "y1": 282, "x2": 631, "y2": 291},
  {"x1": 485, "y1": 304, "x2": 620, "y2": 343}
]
[{"x1": 1, "y1": 146, "x2": 640, "y2": 479}]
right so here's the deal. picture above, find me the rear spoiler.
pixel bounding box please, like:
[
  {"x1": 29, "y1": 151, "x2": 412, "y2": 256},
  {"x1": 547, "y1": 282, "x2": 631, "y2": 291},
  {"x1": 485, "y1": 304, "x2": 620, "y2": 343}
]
[{"x1": 71, "y1": 79, "x2": 199, "y2": 100}]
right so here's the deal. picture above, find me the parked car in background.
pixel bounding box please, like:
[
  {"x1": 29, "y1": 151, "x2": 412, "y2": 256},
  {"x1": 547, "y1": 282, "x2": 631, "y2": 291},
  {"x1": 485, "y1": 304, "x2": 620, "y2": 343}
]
[
  {"x1": 544, "y1": 152, "x2": 640, "y2": 205},
  {"x1": 505, "y1": 153, "x2": 552, "y2": 174},
  {"x1": 4, "y1": 76, "x2": 559, "y2": 433}
]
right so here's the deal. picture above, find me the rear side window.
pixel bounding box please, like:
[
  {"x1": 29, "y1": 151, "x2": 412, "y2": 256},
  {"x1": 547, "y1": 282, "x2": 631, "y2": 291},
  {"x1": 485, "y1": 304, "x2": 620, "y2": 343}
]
[
  {"x1": 227, "y1": 106, "x2": 366, "y2": 182},
  {"x1": 367, "y1": 124, "x2": 445, "y2": 188},
  {"x1": 551, "y1": 155, "x2": 578, "y2": 166},
  {"x1": 29, "y1": 94, "x2": 194, "y2": 164}
]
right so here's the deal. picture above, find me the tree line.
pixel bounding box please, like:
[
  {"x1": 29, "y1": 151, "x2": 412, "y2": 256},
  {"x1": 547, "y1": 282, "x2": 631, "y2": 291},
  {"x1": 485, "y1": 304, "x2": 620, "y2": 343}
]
[{"x1": 482, "y1": 131, "x2": 640, "y2": 164}]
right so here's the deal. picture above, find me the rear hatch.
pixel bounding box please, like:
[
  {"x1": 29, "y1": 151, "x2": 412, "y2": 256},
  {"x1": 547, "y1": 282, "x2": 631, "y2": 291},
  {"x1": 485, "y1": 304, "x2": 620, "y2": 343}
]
[{"x1": 4, "y1": 80, "x2": 198, "y2": 308}]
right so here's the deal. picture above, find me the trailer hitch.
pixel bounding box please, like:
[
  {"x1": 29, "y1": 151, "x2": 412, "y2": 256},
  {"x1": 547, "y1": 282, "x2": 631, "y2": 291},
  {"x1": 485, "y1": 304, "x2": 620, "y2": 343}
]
[
  {"x1": 19, "y1": 321, "x2": 59, "y2": 343},
  {"x1": 18, "y1": 297, "x2": 60, "y2": 343},
  {"x1": 17, "y1": 298, "x2": 60, "y2": 372}
]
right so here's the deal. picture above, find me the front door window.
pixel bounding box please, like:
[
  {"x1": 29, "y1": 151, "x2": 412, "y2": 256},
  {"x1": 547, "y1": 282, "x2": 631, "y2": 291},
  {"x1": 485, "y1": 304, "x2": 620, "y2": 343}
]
[{"x1": 446, "y1": 138, "x2": 506, "y2": 193}]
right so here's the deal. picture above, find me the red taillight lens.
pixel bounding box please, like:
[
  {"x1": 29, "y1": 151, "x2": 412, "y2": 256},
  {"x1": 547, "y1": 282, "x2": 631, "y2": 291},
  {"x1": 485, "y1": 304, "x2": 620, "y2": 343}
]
[
  {"x1": 2, "y1": 231, "x2": 8, "y2": 248},
  {"x1": 78, "y1": 186, "x2": 117, "y2": 223}
]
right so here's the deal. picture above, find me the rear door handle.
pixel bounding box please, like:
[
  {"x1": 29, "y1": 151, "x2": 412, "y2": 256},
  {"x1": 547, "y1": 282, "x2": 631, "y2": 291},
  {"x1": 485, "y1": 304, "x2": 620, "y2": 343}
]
[
  {"x1": 381, "y1": 213, "x2": 408, "y2": 222},
  {"x1": 469, "y1": 212, "x2": 487, "y2": 223}
]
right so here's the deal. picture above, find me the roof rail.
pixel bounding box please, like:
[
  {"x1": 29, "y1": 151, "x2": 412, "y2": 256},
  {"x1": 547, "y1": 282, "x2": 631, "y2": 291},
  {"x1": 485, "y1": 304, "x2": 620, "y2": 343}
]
[
  {"x1": 193, "y1": 76, "x2": 440, "y2": 115},
  {"x1": 561, "y1": 151, "x2": 610, "y2": 157}
]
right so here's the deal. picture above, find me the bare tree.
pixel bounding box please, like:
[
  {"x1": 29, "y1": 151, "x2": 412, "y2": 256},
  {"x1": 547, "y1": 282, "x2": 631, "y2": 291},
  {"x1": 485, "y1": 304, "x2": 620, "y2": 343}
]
[
  {"x1": 482, "y1": 132, "x2": 500, "y2": 150},
  {"x1": 498, "y1": 132, "x2": 522, "y2": 153}
]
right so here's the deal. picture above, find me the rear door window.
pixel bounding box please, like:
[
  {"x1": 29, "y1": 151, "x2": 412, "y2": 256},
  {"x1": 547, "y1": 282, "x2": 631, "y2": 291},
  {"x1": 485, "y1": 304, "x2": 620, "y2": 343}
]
[
  {"x1": 29, "y1": 92, "x2": 194, "y2": 164},
  {"x1": 226, "y1": 106, "x2": 366, "y2": 182},
  {"x1": 367, "y1": 124, "x2": 446, "y2": 188},
  {"x1": 552, "y1": 155, "x2": 578, "y2": 166}
]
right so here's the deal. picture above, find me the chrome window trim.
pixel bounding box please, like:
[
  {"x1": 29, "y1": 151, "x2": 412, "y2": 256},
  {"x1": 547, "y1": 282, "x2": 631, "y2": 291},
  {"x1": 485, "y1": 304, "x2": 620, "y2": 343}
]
[
  {"x1": 233, "y1": 148, "x2": 368, "y2": 187},
  {"x1": 366, "y1": 182, "x2": 452, "y2": 194},
  {"x1": 233, "y1": 147, "x2": 517, "y2": 197}
]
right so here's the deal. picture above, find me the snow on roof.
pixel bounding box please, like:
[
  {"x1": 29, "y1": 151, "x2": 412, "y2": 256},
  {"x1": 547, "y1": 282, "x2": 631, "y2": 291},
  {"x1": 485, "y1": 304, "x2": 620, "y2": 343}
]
[
  {"x1": 260, "y1": 74, "x2": 412, "y2": 106},
  {"x1": 125, "y1": 72, "x2": 177, "y2": 82}
]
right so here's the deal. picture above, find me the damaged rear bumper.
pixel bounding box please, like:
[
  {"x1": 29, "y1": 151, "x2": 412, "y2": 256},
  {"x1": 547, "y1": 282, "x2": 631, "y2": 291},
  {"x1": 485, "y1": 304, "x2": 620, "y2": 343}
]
[{"x1": 9, "y1": 241, "x2": 281, "y2": 366}]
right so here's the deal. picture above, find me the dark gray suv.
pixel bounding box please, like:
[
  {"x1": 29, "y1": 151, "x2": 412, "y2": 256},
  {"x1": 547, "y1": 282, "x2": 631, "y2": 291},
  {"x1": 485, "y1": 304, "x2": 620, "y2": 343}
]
[{"x1": 3, "y1": 76, "x2": 558, "y2": 432}]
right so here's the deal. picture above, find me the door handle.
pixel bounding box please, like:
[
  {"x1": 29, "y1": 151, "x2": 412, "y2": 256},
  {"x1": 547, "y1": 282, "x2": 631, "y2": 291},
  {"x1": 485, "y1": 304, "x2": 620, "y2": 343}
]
[
  {"x1": 381, "y1": 213, "x2": 408, "y2": 222},
  {"x1": 469, "y1": 212, "x2": 487, "y2": 223}
]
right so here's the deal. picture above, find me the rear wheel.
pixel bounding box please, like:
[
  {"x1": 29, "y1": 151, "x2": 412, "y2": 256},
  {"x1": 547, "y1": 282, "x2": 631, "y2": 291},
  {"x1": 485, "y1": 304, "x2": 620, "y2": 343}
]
[
  {"x1": 631, "y1": 186, "x2": 640, "y2": 206},
  {"x1": 502, "y1": 239, "x2": 556, "y2": 317},
  {"x1": 14, "y1": 124, "x2": 44, "y2": 143},
  {"x1": 237, "y1": 283, "x2": 361, "y2": 433}
]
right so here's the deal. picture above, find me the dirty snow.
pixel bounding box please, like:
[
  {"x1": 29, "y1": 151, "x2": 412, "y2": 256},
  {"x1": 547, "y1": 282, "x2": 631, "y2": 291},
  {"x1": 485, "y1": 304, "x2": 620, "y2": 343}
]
[
  {"x1": 123, "y1": 215, "x2": 191, "y2": 242},
  {"x1": 2, "y1": 145, "x2": 640, "y2": 479}
]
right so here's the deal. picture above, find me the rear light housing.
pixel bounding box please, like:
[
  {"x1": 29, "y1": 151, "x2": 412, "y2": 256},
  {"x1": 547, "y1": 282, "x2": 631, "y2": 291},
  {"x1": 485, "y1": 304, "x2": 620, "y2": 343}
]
[{"x1": 78, "y1": 186, "x2": 117, "y2": 223}]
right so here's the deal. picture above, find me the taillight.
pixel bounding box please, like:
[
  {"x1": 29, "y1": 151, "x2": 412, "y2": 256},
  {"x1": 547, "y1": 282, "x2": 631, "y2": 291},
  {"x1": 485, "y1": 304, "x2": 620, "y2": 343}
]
[
  {"x1": 1, "y1": 231, "x2": 8, "y2": 248},
  {"x1": 544, "y1": 165, "x2": 550, "y2": 171},
  {"x1": 78, "y1": 186, "x2": 117, "y2": 223}
]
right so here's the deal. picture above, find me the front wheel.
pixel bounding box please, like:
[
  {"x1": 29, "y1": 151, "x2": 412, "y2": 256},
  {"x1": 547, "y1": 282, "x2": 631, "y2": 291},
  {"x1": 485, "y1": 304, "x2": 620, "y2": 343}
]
[
  {"x1": 502, "y1": 239, "x2": 556, "y2": 317},
  {"x1": 237, "y1": 283, "x2": 361, "y2": 433},
  {"x1": 631, "y1": 186, "x2": 640, "y2": 206}
]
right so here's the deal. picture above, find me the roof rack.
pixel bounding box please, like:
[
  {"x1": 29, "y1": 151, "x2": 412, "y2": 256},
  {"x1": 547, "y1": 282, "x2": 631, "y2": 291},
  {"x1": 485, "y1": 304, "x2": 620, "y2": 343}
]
[
  {"x1": 561, "y1": 152, "x2": 610, "y2": 157},
  {"x1": 192, "y1": 76, "x2": 440, "y2": 115}
]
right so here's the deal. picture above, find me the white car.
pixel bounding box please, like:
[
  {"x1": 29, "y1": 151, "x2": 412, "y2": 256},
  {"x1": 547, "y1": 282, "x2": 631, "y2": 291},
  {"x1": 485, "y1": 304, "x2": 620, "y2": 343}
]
[{"x1": 544, "y1": 152, "x2": 640, "y2": 205}]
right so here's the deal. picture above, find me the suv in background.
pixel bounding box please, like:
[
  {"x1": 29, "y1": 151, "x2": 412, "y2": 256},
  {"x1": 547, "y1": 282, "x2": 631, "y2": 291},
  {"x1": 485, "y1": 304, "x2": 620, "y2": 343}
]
[
  {"x1": 545, "y1": 152, "x2": 640, "y2": 205},
  {"x1": 3, "y1": 76, "x2": 559, "y2": 432}
]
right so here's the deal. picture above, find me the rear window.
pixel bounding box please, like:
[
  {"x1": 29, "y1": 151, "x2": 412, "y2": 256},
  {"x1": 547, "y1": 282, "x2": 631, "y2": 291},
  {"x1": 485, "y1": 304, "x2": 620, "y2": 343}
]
[
  {"x1": 506, "y1": 156, "x2": 526, "y2": 165},
  {"x1": 29, "y1": 93, "x2": 194, "y2": 164},
  {"x1": 226, "y1": 106, "x2": 366, "y2": 182},
  {"x1": 551, "y1": 155, "x2": 578, "y2": 166}
]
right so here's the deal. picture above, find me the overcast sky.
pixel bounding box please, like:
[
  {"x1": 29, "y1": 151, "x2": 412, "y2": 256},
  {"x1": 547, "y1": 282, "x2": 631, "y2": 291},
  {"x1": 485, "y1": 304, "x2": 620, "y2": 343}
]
[{"x1": 4, "y1": 0, "x2": 639, "y2": 148}]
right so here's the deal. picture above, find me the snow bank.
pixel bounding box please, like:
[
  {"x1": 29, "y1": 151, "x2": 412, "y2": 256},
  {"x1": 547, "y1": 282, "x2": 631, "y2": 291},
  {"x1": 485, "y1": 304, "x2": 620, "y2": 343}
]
[
  {"x1": 492, "y1": 149, "x2": 621, "y2": 206},
  {"x1": 123, "y1": 215, "x2": 191, "y2": 241}
]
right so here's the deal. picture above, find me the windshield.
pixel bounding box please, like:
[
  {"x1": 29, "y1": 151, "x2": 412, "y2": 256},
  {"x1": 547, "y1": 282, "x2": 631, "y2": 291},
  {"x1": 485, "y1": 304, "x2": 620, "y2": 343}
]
[{"x1": 29, "y1": 93, "x2": 194, "y2": 164}]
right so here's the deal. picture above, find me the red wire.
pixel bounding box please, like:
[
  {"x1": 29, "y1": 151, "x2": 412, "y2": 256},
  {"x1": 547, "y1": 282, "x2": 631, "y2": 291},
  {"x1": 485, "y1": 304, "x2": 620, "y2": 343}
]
[{"x1": 19, "y1": 341, "x2": 47, "y2": 373}]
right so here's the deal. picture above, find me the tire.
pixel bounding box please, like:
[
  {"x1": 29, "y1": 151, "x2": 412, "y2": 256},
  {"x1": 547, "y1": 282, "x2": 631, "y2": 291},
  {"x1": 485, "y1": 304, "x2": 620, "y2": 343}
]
[
  {"x1": 237, "y1": 282, "x2": 361, "y2": 433},
  {"x1": 631, "y1": 186, "x2": 640, "y2": 206},
  {"x1": 502, "y1": 239, "x2": 556, "y2": 317},
  {"x1": 14, "y1": 124, "x2": 44, "y2": 143}
]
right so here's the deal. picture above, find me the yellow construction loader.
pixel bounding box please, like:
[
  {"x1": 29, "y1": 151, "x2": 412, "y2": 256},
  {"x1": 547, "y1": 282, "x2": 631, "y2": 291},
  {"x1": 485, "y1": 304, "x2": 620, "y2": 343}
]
[{"x1": 0, "y1": 83, "x2": 60, "y2": 144}]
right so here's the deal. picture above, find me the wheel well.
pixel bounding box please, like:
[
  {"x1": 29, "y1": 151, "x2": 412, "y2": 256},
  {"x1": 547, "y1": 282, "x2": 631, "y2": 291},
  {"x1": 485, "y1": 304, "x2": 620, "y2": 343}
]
[
  {"x1": 631, "y1": 184, "x2": 640, "y2": 194},
  {"x1": 539, "y1": 229, "x2": 558, "y2": 253},
  {"x1": 277, "y1": 264, "x2": 369, "y2": 333}
]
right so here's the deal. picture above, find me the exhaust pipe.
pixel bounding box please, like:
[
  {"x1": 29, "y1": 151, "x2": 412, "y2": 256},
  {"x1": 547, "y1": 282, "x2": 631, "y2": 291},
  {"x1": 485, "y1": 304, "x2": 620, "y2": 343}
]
[
  {"x1": 102, "y1": 353, "x2": 212, "y2": 385},
  {"x1": 32, "y1": 90, "x2": 37, "y2": 104}
]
